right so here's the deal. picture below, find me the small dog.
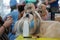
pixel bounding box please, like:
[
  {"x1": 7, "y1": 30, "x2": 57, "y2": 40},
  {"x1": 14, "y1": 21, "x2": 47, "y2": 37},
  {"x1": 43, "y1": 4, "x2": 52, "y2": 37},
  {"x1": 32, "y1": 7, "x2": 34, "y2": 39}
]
[
  {"x1": 37, "y1": 3, "x2": 60, "y2": 38},
  {"x1": 14, "y1": 3, "x2": 40, "y2": 38},
  {"x1": 14, "y1": 3, "x2": 60, "y2": 38},
  {"x1": 37, "y1": 4, "x2": 49, "y2": 20}
]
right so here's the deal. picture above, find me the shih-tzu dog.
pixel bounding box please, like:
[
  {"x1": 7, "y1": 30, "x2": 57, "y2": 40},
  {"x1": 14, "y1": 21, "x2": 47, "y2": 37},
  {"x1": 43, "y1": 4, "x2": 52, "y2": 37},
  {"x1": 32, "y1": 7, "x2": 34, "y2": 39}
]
[
  {"x1": 37, "y1": 3, "x2": 49, "y2": 20},
  {"x1": 14, "y1": 3, "x2": 40, "y2": 38},
  {"x1": 36, "y1": 3, "x2": 60, "y2": 38}
]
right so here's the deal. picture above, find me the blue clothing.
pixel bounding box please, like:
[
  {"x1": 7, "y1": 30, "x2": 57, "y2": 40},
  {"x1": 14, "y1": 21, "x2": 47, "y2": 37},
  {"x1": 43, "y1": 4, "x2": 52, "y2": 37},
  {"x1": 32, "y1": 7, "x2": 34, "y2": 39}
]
[
  {"x1": 50, "y1": 0, "x2": 59, "y2": 7},
  {"x1": 8, "y1": 10, "x2": 19, "y2": 40},
  {"x1": 9, "y1": 10, "x2": 19, "y2": 25},
  {"x1": 10, "y1": 0, "x2": 17, "y2": 6},
  {"x1": 30, "y1": 20, "x2": 34, "y2": 28},
  {"x1": 50, "y1": 0, "x2": 59, "y2": 20}
]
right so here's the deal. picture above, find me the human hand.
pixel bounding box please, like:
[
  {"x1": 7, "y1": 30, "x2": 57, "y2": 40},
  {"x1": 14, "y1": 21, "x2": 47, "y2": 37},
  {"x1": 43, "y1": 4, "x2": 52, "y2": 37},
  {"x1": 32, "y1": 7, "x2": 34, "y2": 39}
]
[{"x1": 3, "y1": 17, "x2": 13, "y2": 28}]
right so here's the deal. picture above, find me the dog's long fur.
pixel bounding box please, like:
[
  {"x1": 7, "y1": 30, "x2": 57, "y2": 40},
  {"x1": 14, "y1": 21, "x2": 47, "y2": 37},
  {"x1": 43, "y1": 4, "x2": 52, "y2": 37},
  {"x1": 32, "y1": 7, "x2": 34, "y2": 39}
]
[
  {"x1": 37, "y1": 4, "x2": 60, "y2": 38},
  {"x1": 14, "y1": 3, "x2": 60, "y2": 38},
  {"x1": 14, "y1": 3, "x2": 40, "y2": 37},
  {"x1": 37, "y1": 4, "x2": 49, "y2": 20}
]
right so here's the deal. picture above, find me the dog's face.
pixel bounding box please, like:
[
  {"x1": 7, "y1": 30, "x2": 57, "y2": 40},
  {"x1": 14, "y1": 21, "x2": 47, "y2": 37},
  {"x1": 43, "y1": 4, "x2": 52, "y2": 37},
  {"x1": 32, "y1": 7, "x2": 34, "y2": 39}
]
[
  {"x1": 37, "y1": 4, "x2": 46, "y2": 12},
  {"x1": 37, "y1": 4, "x2": 47, "y2": 18},
  {"x1": 24, "y1": 3, "x2": 35, "y2": 14},
  {"x1": 24, "y1": 3, "x2": 36, "y2": 21}
]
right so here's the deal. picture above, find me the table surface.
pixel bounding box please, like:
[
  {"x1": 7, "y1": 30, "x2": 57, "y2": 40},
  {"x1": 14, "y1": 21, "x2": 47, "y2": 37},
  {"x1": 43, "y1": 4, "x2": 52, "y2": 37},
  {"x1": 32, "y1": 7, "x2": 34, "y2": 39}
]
[{"x1": 16, "y1": 35, "x2": 60, "y2": 40}]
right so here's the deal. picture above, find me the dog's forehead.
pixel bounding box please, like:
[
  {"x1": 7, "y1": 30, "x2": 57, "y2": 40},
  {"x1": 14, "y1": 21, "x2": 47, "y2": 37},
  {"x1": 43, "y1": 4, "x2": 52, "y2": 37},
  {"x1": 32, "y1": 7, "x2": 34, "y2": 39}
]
[{"x1": 24, "y1": 3, "x2": 34, "y2": 10}]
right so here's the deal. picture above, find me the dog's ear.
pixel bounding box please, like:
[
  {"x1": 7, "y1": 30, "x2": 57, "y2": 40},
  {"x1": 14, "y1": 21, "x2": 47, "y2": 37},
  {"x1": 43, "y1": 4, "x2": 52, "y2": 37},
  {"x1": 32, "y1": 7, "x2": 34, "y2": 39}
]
[
  {"x1": 18, "y1": 11, "x2": 24, "y2": 19},
  {"x1": 18, "y1": 5, "x2": 25, "y2": 13}
]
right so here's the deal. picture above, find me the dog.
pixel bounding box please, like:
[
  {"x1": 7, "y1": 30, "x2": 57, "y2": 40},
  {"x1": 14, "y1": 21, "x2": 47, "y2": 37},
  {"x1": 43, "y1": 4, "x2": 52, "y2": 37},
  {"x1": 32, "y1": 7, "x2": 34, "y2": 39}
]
[
  {"x1": 13, "y1": 3, "x2": 40, "y2": 38},
  {"x1": 14, "y1": 3, "x2": 60, "y2": 38},
  {"x1": 37, "y1": 4, "x2": 49, "y2": 20},
  {"x1": 36, "y1": 3, "x2": 60, "y2": 38},
  {"x1": 55, "y1": 14, "x2": 60, "y2": 22}
]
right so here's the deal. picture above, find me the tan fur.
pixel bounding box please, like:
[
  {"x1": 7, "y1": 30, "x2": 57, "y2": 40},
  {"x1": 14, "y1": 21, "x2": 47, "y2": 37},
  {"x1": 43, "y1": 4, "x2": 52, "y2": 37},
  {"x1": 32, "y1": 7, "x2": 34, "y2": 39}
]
[
  {"x1": 14, "y1": 3, "x2": 60, "y2": 38},
  {"x1": 38, "y1": 13, "x2": 60, "y2": 38},
  {"x1": 14, "y1": 3, "x2": 40, "y2": 37},
  {"x1": 37, "y1": 4, "x2": 48, "y2": 20},
  {"x1": 32, "y1": 3, "x2": 60, "y2": 38},
  {"x1": 55, "y1": 17, "x2": 60, "y2": 22}
]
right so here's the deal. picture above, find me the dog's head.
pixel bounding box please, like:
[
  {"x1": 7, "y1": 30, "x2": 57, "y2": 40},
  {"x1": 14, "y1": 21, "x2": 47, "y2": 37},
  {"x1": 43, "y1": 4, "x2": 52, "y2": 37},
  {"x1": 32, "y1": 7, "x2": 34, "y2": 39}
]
[
  {"x1": 24, "y1": 3, "x2": 35, "y2": 13},
  {"x1": 24, "y1": 3, "x2": 36, "y2": 20},
  {"x1": 37, "y1": 4, "x2": 46, "y2": 13}
]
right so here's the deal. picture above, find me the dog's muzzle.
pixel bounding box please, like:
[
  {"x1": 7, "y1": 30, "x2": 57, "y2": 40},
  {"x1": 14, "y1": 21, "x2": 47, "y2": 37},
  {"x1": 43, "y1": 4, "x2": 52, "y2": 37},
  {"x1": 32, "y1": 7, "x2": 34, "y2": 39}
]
[
  {"x1": 26, "y1": 14, "x2": 29, "y2": 18},
  {"x1": 25, "y1": 12, "x2": 33, "y2": 18}
]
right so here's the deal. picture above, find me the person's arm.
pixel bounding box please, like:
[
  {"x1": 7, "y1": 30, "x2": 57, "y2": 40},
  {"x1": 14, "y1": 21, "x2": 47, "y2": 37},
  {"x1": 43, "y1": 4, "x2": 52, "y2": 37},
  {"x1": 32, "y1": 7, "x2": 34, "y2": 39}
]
[
  {"x1": 0, "y1": 26, "x2": 5, "y2": 35},
  {"x1": 45, "y1": 0, "x2": 56, "y2": 5},
  {"x1": 48, "y1": 0, "x2": 56, "y2": 3},
  {"x1": 0, "y1": 17, "x2": 13, "y2": 35}
]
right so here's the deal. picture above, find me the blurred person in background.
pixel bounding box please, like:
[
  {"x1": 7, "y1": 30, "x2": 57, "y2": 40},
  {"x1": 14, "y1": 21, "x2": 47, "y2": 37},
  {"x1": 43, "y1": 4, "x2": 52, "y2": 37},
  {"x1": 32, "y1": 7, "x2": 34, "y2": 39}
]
[
  {"x1": 45, "y1": 0, "x2": 59, "y2": 20},
  {"x1": 10, "y1": 0, "x2": 17, "y2": 12},
  {"x1": 3, "y1": 0, "x2": 19, "y2": 40},
  {"x1": 0, "y1": 16, "x2": 12, "y2": 40},
  {"x1": 7, "y1": 5, "x2": 19, "y2": 40}
]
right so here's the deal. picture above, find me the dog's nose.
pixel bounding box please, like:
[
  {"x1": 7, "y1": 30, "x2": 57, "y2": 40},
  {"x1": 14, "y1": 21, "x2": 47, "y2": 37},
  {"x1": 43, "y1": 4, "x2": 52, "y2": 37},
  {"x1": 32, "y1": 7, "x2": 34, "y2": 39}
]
[{"x1": 26, "y1": 14, "x2": 29, "y2": 18}]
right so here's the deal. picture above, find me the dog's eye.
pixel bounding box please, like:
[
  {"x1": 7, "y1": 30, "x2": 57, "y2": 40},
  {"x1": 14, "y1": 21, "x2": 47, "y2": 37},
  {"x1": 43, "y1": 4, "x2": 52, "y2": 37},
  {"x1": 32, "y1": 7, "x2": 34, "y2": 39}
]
[{"x1": 30, "y1": 12, "x2": 33, "y2": 15}]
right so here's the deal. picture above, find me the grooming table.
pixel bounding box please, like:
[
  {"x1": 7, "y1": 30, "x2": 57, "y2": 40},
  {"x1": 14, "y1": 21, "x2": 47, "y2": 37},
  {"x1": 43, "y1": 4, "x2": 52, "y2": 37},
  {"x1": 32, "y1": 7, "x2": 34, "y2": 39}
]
[{"x1": 16, "y1": 35, "x2": 60, "y2": 40}]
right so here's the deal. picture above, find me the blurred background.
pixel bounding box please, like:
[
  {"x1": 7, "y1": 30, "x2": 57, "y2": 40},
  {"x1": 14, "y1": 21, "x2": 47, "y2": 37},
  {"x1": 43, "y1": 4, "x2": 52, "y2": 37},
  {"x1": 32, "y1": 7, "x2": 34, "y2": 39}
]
[
  {"x1": 0, "y1": 0, "x2": 60, "y2": 18},
  {"x1": 0, "y1": 0, "x2": 20, "y2": 18},
  {"x1": 0, "y1": 0, "x2": 60, "y2": 19}
]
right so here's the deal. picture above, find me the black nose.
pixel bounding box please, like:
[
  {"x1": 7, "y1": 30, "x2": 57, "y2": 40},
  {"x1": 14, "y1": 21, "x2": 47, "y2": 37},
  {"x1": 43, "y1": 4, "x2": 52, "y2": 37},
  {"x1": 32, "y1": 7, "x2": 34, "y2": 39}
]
[{"x1": 26, "y1": 14, "x2": 29, "y2": 18}]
